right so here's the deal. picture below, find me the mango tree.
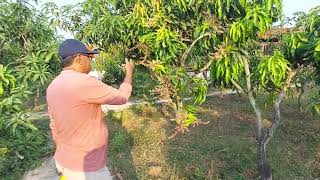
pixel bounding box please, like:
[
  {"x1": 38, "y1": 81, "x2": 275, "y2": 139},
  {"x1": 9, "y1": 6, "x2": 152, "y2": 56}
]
[{"x1": 216, "y1": 5, "x2": 320, "y2": 179}]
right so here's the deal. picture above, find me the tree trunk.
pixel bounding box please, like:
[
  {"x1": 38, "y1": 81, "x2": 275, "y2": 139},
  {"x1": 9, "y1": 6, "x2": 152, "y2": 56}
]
[
  {"x1": 258, "y1": 135, "x2": 272, "y2": 180},
  {"x1": 241, "y1": 57, "x2": 296, "y2": 180},
  {"x1": 242, "y1": 57, "x2": 272, "y2": 179},
  {"x1": 173, "y1": 95, "x2": 183, "y2": 112}
]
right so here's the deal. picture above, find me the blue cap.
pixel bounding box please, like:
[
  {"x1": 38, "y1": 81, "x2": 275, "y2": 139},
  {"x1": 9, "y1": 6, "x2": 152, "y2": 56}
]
[{"x1": 58, "y1": 39, "x2": 99, "y2": 60}]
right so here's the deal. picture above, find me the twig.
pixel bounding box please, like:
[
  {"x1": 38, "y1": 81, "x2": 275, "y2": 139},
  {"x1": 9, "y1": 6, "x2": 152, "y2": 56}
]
[
  {"x1": 230, "y1": 78, "x2": 244, "y2": 94},
  {"x1": 192, "y1": 58, "x2": 214, "y2": 78},
  {"x1": 182, "y1": 38, "x2": 192, "y2": 42},
  {"x1": 181, "y1": 33, "x2": 212, "y2": 66}
]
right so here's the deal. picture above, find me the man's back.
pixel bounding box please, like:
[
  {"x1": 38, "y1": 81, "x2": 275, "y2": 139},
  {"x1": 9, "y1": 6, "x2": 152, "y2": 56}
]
[{"x1": 47, "y1": 70, "x2": 108, "y2": 171}]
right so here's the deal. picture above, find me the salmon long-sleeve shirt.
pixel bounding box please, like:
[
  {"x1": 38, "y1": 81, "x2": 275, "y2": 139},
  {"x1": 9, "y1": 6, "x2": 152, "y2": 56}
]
[{"x1": 46, "y1": 70, "x2": 132, "y2": 172}]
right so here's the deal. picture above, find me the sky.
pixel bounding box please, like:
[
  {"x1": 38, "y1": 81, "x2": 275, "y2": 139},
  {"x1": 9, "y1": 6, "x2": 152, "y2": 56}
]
[
  {"x1": 36, "y1": 0, "x2": 320, "y2": 38},
  {"x1": 283, "y1": 0, "x2": 320, "y2": 18}
]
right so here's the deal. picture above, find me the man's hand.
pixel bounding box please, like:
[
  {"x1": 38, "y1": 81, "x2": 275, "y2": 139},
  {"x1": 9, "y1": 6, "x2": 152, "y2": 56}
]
[
  {"x1": 122, "y1": 58, "x2": 135, "y2": 84},
  {"x1": 122, "y1": 58, "x2": 135, "y2": 74}
]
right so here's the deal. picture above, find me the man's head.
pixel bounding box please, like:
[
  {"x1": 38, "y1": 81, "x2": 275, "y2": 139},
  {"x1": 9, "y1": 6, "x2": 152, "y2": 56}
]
[{"x1": 58, "y1": 39, "x2": 99, "y2": 73}]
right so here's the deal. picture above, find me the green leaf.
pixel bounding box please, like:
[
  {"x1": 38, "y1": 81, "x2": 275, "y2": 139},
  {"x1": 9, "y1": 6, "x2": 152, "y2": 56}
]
[
  {"x1": 239, "y1": 0, "x2": 247, "y2": 7},
  {"x1": 0, "y1": 82, "x2": 3, "y2": 96},
  {"x1": 315, "y1": 42, "x2": 320, "y2": 52}
]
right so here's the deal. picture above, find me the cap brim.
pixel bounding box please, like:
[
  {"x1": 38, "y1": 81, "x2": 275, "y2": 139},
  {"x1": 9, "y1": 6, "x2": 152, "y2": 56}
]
[{"x1": 84, "y1": 50, "x2": 99, "y2": 54}]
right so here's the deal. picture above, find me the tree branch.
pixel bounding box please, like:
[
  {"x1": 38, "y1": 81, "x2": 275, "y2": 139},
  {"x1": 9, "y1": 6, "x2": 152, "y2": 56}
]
[
  {"x1": 198, "y1": 59, "x2": 213, "y2": 73},
  {"x1": 181, "y1": 33, "x2": 212, "y2": 66},
  {"x1": 243, "y1": 56, "x2": 264, "y2": 139},
  {"x1": 192, "y1": 58, "x2": 214, "y2": 78},
  {"x1": 182, "y1": 38, "x2": 192, "y2": 42},
  {"x1": 231, "y1": 78, "x2": 244, "y2": 94},
  {"x1": 265, "y1": 70, "x2": 296, "y2": 145}
]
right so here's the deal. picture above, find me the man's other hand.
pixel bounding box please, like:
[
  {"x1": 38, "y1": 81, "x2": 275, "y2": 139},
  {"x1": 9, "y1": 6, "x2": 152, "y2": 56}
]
[{"x1": 123, "y1": 58, "x2": 135, "y2": 74}]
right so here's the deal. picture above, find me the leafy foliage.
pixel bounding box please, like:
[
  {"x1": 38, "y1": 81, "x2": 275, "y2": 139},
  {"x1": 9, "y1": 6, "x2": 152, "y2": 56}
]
[
  {"x1": 0, "y1": 1, "x2": 59, "y2": 178},
  {"x1": 258, "y1": 51, "x2": 289, "y2": 88},
  {"x1": 305, "y1": 91, "x2": 320, "y2": 116},
  {"x1": 283, "y1": 6, "x2": 320, "y2": 115},
  {"x1": 0, "y1": 65, "x2": 15, "y2": 96},
  {"x1": 284, "y1": 6, "x2": 320, "y2": 66},
  {"x1": 0, "y1": 0, "x2": 60, "y2": 135},
  {"x1": 0, "y1": 117, "x2": 54, "y2": 179},
  {"x1": 210, "y1": 45, "x2": 245, "y2": 86},
  {"x1": 53, "y1": 0, "x2": 282, "y2": 129}
]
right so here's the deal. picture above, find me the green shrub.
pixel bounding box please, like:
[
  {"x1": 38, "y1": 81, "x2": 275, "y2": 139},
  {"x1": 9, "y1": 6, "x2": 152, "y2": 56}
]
[{"x1": 0, "y1": 121, "x2": 54, "y2": 179}]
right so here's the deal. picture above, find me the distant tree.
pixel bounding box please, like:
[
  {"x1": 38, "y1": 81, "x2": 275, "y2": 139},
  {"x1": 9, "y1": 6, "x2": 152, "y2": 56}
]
[{"x1": 0, "y1": 0, "x2": 60, "y2": 137}]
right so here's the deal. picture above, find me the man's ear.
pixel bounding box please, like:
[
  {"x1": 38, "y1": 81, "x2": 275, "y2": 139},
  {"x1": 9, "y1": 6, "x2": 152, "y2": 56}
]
[{"x1": 74, "y1": 55, "x2": 83, "y2": 65}]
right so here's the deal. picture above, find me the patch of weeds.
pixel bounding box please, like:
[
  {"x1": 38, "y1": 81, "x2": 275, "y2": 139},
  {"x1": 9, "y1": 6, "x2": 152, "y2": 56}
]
[{"x1": 109, "y1": 130, "x2": 133, "y2": 154}]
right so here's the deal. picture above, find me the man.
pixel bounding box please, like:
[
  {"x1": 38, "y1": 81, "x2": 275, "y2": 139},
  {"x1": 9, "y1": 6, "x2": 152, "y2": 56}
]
[{"x1": 46, "y1": 39, "x2": 134, "y2": 180}]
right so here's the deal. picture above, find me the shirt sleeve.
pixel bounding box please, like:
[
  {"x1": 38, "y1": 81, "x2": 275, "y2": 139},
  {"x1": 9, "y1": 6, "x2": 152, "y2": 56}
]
[
  {"x1": 48, "y1": 106, "x2": 58, "y2": 144},
  {"x1": 83, "y1": 76, "x2": 133, "y2": 105}
]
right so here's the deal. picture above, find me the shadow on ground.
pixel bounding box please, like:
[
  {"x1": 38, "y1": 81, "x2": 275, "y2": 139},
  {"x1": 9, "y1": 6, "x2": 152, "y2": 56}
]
[{"x1": 106, "y1": 94, "x2": 320, "y2": 180}]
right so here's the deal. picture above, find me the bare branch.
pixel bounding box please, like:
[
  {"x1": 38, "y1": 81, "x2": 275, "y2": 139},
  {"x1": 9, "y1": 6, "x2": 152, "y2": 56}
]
[
  {"x1": 265, "y1": 70, "x2": 297, "y2": 143},
  {"x1": 182, "y1": 38, "x2": 192, "y2": 42},
  {"x1": 231, "y1": 78, "x2": 244, "y2": 94},
  {"x1": 199, "y1": 59, "x2": 213, "y2": 73},
  {"x1": 265, "y1": 70, "x2": 297, "y2": 145},
  {"x1": 243, "y1": 56, "x2": 264, "y2": 139},
  {"x1": 192, "y1": 58, "x2": 214, "y2": 78},
  {"x1": 181, "y1": 33, "x2": 212, "y2": 66},
  {"x1": 126, "y1": 43, "x2": 151, "y2": 61}
]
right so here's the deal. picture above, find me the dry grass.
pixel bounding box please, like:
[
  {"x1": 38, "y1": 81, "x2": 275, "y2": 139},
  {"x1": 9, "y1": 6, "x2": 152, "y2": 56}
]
[{"x1": 106, "y1": 94, "x2": 320, "y2": 180}]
